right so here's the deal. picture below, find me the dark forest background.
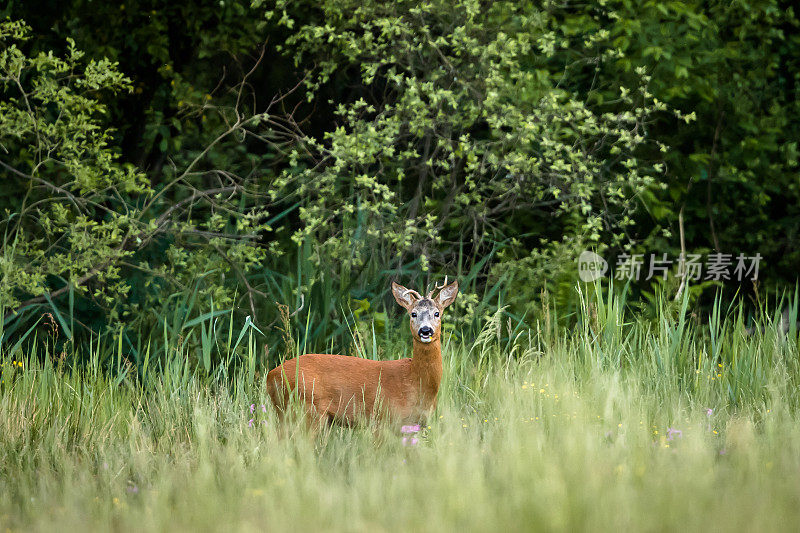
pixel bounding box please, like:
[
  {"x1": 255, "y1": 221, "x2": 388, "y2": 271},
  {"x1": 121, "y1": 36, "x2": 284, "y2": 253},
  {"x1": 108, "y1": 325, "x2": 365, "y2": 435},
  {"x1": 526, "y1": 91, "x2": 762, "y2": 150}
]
[{"x1": 1, "y1": 0, "x2": 798, "y2": 362}]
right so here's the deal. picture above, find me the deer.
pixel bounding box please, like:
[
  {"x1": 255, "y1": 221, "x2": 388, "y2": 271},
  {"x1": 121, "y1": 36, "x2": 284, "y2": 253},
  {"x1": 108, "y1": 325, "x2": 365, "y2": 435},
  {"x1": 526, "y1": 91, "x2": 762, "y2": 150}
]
[{"x1": 266, "y1": 278, "x2": 459, "y2": 428}]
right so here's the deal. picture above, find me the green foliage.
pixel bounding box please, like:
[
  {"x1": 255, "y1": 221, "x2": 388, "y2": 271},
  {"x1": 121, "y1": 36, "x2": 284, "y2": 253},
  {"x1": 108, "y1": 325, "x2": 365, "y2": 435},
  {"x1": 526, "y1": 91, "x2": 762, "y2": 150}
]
[
  {"x1": 267, "y1": 0, "x2": 672, "y2": 285},
  {"x1": 1, "y1": 0, "x2": 798, "y2": 346},
  {"x1": 0, "y1": 17, "x2": 278, "y2": 335},
  {"x1": 546, "y1": 0, "x2": 800, "y2": 282},
  {"x1": 0, "y1": 20, "x2": 147, "y2": 309}
]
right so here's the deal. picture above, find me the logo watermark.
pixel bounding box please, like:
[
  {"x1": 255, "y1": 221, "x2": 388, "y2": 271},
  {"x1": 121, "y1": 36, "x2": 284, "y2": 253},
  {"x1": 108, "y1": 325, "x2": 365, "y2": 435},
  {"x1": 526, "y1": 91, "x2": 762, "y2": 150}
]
[
  {"x1": 578, "y1": 250, "x2": 609, "y2": 282},
  {"x1": 578, "y1": 252, "x2": 762, "y2": 282}
]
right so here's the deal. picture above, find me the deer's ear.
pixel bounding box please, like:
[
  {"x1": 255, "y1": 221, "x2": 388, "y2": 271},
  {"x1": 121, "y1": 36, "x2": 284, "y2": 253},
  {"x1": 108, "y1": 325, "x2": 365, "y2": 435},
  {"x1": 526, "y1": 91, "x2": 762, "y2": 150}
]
[
  {"x1": 435, "y1": 280, "x2": 459, "y2": 309},
  {"x1": 392, "y1": 281, "x2": 416, "y2": 311}
]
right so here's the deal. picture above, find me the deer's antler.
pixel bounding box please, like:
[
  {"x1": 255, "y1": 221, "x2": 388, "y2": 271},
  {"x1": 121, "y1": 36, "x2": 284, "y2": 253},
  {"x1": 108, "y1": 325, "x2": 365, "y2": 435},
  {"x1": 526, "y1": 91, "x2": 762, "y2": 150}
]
[
  {"x1": 426, "y1": 275, "x2": 448, "y2": 299},
  {"x1": 402, "y1": 288, "x2": 423, "y2": 301}
]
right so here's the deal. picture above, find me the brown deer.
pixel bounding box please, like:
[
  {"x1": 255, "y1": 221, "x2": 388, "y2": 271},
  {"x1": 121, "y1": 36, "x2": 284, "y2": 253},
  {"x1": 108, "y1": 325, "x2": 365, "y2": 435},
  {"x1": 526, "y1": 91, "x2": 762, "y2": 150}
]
[{"x1": 266, "y1": 278, "x2": 459, "y2": 427}]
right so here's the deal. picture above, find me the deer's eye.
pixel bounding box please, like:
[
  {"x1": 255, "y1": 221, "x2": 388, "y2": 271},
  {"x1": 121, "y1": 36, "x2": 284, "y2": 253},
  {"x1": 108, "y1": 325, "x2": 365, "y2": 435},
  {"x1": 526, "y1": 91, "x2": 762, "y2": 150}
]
[
  {"x1": 411, "y1": 312, "x2": 417, "y2": 318},
  {"x1": 434, "y1": 311, "x2": 440, "y2": 318}
]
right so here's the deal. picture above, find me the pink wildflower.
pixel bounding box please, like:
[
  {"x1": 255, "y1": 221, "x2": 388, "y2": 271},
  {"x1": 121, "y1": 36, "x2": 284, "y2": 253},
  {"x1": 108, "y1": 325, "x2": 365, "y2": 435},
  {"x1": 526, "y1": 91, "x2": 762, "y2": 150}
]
[
  {"x1": 401, "y1": 424, "x2": 421, "y2": 434},
  {"x1": 666, "y1": 428, "x2": 683, "y2": 441}
]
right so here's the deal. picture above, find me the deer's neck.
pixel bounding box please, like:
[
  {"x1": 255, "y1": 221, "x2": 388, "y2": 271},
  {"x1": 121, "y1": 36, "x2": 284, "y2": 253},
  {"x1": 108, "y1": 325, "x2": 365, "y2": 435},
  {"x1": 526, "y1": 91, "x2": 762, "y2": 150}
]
[{"x1": 410, "y1": 337, "x2": 443, "y2": 402}]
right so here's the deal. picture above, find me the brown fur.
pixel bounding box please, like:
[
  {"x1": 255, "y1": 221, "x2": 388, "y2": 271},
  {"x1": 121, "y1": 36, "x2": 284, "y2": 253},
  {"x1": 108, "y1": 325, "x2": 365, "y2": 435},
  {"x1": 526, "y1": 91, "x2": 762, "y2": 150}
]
[{"x1": 266, "y1": 279, "x2": 457, "y2": 426}]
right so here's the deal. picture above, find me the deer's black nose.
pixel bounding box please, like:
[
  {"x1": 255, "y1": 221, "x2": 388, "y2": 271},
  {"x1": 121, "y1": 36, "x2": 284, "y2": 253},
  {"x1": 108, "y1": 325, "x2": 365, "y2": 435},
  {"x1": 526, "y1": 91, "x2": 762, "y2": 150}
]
[{"x1": 418, "y1": 326, "x2": 434, "y2": 337}]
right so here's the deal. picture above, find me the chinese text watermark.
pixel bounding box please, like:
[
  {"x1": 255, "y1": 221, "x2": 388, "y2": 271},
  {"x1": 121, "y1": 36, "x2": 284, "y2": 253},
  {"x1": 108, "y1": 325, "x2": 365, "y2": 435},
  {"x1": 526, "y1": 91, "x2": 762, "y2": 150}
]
[{"x1": 578, "y1": 252, "x2": 761, "y2": 283}]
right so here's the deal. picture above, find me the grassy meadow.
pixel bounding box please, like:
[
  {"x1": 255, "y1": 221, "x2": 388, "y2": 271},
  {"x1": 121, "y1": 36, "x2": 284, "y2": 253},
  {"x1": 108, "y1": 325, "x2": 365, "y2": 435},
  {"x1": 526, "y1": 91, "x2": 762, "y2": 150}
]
[{"x1": 1, "y1": 289, "x2": 800, "y2": 532}]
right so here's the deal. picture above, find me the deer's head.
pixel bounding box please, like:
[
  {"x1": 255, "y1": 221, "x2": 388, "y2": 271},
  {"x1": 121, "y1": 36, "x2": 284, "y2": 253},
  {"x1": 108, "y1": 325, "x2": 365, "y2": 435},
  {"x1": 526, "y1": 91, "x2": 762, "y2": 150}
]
[{"x1": 392, "y1": 278, "x2": 459, "y2": 343}]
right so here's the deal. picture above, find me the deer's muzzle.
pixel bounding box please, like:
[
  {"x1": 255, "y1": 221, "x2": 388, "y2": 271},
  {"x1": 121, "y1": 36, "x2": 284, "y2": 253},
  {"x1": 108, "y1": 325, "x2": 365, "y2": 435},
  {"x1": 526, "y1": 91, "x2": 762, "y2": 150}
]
[{"x1": 418, "y1": 326, "x2": 434, "y2": 343}]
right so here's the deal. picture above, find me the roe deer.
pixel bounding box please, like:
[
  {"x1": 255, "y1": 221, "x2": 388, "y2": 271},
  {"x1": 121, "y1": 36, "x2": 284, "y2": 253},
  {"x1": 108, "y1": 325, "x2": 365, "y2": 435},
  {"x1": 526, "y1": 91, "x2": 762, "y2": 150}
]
[{"x1": 266, "y1": 278, "x2": 459, "y2": 427}]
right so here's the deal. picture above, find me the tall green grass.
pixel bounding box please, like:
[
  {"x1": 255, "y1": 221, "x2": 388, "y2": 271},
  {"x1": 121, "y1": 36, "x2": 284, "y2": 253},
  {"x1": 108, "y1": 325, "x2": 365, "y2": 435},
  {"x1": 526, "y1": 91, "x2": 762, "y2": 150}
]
[{"x1": 1, "y1": 288, "x2": 799, "y2": 531}]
